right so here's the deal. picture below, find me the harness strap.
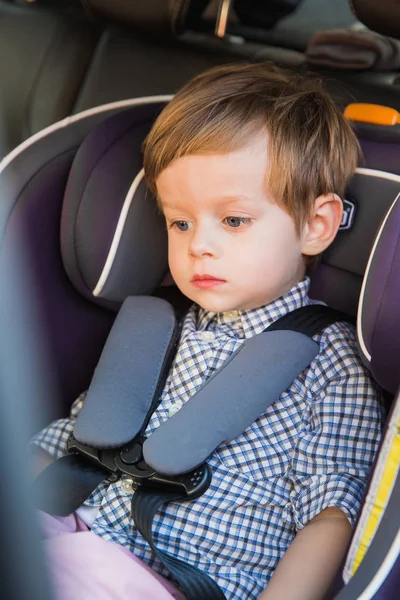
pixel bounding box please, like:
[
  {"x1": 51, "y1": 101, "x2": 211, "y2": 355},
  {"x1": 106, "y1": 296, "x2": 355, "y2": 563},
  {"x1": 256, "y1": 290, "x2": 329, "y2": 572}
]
[
  {"x1": 34, "y1": 302, "x2": 353, "y2": 600},
  {"x1": 131, "y1": 304, "x2": 354, "y2": 600},
  {"x1": 132, "y1": 489, "x2": 226, "y2": 600},
  {"x1": 266, "y1": 304, "x2": 353, "y2": 334},
  {"x1": 32, "y1": 454, "x2": 108, "y2": 517}
]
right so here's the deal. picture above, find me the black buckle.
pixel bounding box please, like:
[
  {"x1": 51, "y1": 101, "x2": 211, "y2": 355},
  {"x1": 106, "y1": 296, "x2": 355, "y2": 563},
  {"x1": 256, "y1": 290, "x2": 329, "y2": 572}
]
[{"x1": 67, "y1": 434, "x2": 211, "y2": 500}]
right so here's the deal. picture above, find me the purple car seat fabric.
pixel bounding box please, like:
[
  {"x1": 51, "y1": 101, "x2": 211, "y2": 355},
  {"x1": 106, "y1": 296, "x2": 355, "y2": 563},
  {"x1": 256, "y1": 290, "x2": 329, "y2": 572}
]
[
  {"x1": 355, "y1": 127, "x2": 400, "y2": 176},
  {"x1": 309, "y1": 169, "x2": 400, "y2": 316},
  {"x1": 357, "y1": 192, "x2": 400, "y2": 394},
  {"x1": 61, "y1": 103, "x2": 169, "y2": 306},
  {"x1": 0, "y1": 99, "x2": 168, "y2": 417}
]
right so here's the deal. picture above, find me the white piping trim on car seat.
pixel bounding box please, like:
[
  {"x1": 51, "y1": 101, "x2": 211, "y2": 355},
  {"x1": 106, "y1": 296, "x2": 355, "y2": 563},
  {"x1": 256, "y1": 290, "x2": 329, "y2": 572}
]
[
  {"x1": 357, "y1": 190, "x2": 400, "y2": 362},
  {"x1": 93, "y1": 169, "x2": 145, "y2": 297},
  {"x1": 354, "y1": 168, "x2": 400, "y2": 362},
  {"x1": 0, "y1": 96, "x2": 173, "y2": 174},
  {"x1": 355, "y1": 167, "x2": 400, "y2": 183}
]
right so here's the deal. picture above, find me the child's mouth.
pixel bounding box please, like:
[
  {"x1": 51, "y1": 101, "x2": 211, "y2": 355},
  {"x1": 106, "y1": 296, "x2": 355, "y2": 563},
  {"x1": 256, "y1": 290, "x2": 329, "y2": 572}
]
[{"x1": 191, "y1": 274, "x2": 226, "y2": 289}]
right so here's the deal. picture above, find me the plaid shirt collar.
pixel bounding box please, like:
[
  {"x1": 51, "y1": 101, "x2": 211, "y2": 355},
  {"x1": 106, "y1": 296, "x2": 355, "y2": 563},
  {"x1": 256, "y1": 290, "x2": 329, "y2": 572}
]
[{"x1": 196, "y1": 277, "x2": 311, "y2": 339}]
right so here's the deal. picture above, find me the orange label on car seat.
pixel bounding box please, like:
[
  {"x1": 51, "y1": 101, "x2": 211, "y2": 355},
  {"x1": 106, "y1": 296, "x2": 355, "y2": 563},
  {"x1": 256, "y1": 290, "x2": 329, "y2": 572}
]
[{"x1": 344, "y1": 103, "x2": 400, "y2": 126}]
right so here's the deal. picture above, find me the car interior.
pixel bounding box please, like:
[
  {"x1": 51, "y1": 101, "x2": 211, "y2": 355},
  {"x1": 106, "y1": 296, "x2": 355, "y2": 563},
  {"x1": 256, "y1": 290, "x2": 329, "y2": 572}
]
[{"x1": 0, "y1": 1, "x2": 399, "y2": 599}]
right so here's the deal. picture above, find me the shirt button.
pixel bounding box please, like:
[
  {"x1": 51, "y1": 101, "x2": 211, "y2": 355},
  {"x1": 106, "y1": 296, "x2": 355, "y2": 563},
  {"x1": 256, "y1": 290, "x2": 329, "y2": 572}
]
[
  {"x1": 168, "y1": 404, "x2": 181, "y2": 417},
  {"x1": 199, "y1": 331, "x2": 215, "y2": 342},
  {"x1": 120, "y1": 478, "x2": 135, "y2": 495},
  {"x1": 225, "y1": 311, "x2": 239, "y2": 321}
]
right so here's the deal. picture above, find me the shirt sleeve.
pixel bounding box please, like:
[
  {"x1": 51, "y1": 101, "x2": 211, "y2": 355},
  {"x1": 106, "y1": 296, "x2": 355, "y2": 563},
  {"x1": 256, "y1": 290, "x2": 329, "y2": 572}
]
[
  {"x1": 30, "y1": 392, "x2": 86, "y2": 459},
  {"x1": 289, "y1": 322, "x2": 385, "y2": 530}
]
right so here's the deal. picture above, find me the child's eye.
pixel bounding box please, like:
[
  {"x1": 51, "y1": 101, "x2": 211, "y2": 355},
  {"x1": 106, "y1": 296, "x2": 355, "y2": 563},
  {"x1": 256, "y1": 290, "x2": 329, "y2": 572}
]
[
  {"x1": 170, "y1": 220, "x2": 193, "y2": 231},
  {"x1": 224, "y1": 216, "x2": 252, "y2": 228}
]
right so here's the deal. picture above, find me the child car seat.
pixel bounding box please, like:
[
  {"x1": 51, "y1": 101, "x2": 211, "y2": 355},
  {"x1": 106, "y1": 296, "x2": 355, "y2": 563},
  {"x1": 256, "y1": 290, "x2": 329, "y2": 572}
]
[{"x1": 0, "y1": 96, "x2": 399, "y2": 598}]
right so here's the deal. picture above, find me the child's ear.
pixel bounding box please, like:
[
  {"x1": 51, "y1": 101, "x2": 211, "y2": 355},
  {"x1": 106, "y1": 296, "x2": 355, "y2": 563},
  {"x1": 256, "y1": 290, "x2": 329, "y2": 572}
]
[{"x1": 301, "y1": 193, "x2": 343, "y2": 256}]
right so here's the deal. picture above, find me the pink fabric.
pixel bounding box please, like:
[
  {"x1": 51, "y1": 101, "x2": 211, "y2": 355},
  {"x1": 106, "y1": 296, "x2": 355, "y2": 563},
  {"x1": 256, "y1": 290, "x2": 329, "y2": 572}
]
[{"x1": 40, "y1": 512, "x2": 186, "y2": 600}]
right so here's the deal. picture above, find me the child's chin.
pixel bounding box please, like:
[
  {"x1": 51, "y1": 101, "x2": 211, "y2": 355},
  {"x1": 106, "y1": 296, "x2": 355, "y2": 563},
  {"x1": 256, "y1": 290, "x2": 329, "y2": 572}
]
[
  {"x1": 195, "y1": 298, "x2": 240, "y2": 314},
  {"x1": 182, "y1": 287, "x2": 240, "y2": 313}
]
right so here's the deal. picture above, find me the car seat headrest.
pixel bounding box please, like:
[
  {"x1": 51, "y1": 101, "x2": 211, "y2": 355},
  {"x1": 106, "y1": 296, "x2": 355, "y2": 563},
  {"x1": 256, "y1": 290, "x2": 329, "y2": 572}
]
[
  {"x1": 83, "y1": 0, "x2": 190, "y2": 36},
  {"x1": 310, "y1": 167, "x2": 400, "y2": 394},
  {"x1": 310, "y1": 170, "x2": 399, "y2": 315},
  {"x1": 351, "y1": 0, "x2": 400, "y2": 39},
  {"x1": 61, "y1": 103, "x2": 169, "y2": 308},
  {"x1": 61, "y1": 100, "x2": 400, "y2": 393},
  {"x1": 358, "y1": 192, "x2": 400, "y2": 394}
]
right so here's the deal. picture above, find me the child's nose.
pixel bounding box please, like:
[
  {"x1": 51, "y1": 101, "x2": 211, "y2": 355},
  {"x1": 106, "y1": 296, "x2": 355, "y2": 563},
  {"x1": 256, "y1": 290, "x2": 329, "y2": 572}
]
[{"x1": 188, "y1": 225, "x2": 217, "y2": 259}]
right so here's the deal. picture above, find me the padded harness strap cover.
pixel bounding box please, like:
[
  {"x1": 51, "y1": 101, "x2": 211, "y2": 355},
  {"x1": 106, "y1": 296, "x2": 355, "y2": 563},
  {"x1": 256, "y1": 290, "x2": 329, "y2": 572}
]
[
  {"x1": 74, "y1": 296, "x2": 178, "y2": 448},
  {"x1": 143, "y1": 330, "x2": 319, "y2": 475}
]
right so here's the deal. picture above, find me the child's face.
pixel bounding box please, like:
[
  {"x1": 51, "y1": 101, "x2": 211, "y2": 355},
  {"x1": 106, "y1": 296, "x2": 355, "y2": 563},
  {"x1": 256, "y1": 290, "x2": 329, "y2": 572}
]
[{"x1": 156, "y1": 134, "x2": 307, "y2": 313}]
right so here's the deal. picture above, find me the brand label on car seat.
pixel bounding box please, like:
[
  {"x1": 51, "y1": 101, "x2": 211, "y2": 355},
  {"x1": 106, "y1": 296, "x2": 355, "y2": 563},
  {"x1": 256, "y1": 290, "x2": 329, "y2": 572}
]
[{"x1": 340, "y1": 199, "x2": 356, "y2": 231}]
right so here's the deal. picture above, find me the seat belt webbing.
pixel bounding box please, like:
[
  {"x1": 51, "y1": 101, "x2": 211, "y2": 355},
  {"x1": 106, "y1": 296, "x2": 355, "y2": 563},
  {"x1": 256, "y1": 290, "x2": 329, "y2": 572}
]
[
  {"x1": 266, "y1": 304, "x2": 353, "y2": 334},
  {"x1": 132, "y1": 489, "x2": 226, "y2": 600}
]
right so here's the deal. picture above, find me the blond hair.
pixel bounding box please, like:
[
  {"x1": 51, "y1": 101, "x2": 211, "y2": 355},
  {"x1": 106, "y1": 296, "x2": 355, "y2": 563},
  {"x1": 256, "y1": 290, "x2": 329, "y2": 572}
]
[{"x1": 143, "y1": 62, "x2": 361, "y2": 233}]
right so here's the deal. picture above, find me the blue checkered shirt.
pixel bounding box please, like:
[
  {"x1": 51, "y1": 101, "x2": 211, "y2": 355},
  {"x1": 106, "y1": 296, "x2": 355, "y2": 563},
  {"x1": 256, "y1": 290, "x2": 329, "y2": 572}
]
[{"x1": 32, "y1": 279, "x2": 384, "y2": 600}]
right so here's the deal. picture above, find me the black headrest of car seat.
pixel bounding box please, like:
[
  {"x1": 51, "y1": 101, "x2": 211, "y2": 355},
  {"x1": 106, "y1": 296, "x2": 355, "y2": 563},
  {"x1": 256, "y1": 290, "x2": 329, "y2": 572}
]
[
  {"x1": 351, "y1": 0, "x2": 400, "y2": 39},
  {"x1": 61, "y1": 102, "x2": 170, "y2": 307},
  {"x1": 83, "y1": 0, "x2": 190, "y2": 36}
]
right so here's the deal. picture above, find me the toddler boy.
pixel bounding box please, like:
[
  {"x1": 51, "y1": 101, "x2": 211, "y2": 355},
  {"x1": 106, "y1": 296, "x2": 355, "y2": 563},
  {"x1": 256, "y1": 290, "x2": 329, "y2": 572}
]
[{"x1": 33, "y1": 63, "x2": 384, "y2": 600}]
